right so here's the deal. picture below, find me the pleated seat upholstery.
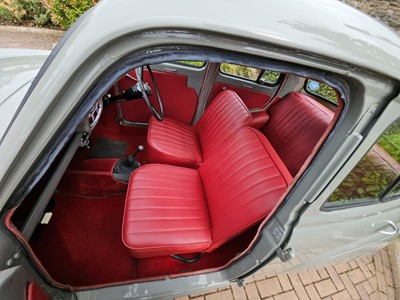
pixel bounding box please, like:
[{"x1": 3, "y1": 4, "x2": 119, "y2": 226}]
[
  {"x1": 263, "y1": 92, "x2": 335, "y2": 176},
  {"x1": 122, "y1": 164, "x2": 212, "y2": 258},
  {"x1": 122, "y1": 127, "x2": 292, "y2": 258},
  {"x1": 147, "y1": 117, "x2": 202, "y2": 168},
  {"x1": 146, "y1": 89, "x2": 252, "y2": 168}
]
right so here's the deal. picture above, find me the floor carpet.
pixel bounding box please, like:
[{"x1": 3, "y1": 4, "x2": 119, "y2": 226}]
[{"x1": 30, "y1": 194, "x2": 136, "y2": 286}]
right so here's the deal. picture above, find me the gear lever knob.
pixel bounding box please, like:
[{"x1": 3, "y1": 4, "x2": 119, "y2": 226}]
[{"x1": 132, "y1": 145, "x2": 144, "y2": 158}]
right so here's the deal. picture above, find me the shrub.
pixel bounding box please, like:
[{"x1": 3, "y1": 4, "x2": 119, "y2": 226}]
[
  {"x1": 18, "y1": 0, "x2": 51, "y2": 26},
  {"x1": 0, "y1": 6, "x2": 14, "y2": 22},
  {"x1": 0, "y1": 0, "x2": 18, "y2": 22},
  {"x1": 0, "y1": 0, "x2": 51, "y2": 26},
  {"x1": 43, "y1": 0, "x2": 97, "y2": 29}
]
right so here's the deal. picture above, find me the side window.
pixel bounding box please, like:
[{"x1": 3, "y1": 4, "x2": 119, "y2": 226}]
[
  {"x1": 323, "y1": 118, "x2": 400, "y2": 210},
  {"x1": 220, "y1": 63, "x2": 281, "y2": 85},
  {"x1": 305, "y1": 79, "x2": 338, "y2": 104},
  {"x1": 260, "y1": 70, "x2": 281, "y2": 85},
  {"x1": 173, "y1": 61, "x2": 206, "y2": 68}
]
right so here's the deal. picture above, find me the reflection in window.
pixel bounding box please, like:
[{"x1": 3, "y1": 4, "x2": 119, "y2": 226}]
[{"x1": 324, "y1": 119, "x2": 400, "y2": 209}]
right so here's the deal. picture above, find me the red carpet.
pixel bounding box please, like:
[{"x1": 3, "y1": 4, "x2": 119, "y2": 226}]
[
  {"x1": 56, "y1": 159, "x2": 128, "y2": 197},
  {"x1": 22, "y1": 105, "x2": 258, "y2": 287},
  {"x1": 30, "y1": 194, "x2": 136, "y2": 286},
  {"x1": 27, "y1": 157, "x2": 256, "y2": 287},
  {"x1": 135, "y1": 227, "x2": 256, "y2": 278},
  {"x1": 29, "y1": 192, "x2": 255, "y2": 287}
]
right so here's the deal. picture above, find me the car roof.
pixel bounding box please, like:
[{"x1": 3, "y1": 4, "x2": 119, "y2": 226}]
[{"x1": 61, "y1": 0, "x2": 400, "y2": 81}]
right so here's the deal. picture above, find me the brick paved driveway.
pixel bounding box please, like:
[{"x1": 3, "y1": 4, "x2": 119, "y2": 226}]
[
  {"x1": 1, "y1": 25, "x2": 398, "y2": 300},
  {"x1": 176, "y1": 247, "x2": 395, "y2": 300}
]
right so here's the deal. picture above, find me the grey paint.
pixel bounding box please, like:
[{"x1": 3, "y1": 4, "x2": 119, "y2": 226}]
[
  {"x1": 0, "y1": 0, "x2": 399, "y2": 299},
  {"x1": 0, "y1": 49, "x2": 48, "y2": 139}
]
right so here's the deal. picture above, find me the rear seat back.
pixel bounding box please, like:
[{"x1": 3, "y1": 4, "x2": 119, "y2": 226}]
[{"x1": 263, "y1": 92, "x2": 334, "y2": 176}]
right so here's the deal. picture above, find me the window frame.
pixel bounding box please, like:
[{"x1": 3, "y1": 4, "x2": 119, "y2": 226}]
[
  {"x1": 169, "y1": 60, "x2": 207, "y2": 69},
  {"x1": 219, "y1": 62, "x2": 283, "y2": 87},
  {"x1": 304, "y1": 79, "x2": 339, "y2": 105},
  {"x1": 321, "y1": 118, "x2": 400, "y2": 211}
]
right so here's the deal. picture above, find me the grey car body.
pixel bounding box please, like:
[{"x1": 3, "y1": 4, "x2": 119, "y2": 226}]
[{"x1": 0, "y1": 0, "x2": 400, "y2": 299}]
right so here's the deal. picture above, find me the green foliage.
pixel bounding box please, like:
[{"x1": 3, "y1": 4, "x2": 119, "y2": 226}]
[
  {"x1": 220, "y1": 63, "x2": 281, "y2": 84},
  {"x1": 176, "y1": 61, "x2": 205, "y2": 67},
  {"x1": 0, "y1": 6, "x2": 14, "y2": 22},
  {"x1": 306, "y1": 80, "x2": 338, "y2": 103},
  {"x1": 220, "y1": 63, "x2": 261, "y2": 81},
  {"x1": 260, "y1": 70, "x2": 281, "y2": 84},
  {"x1": 0, "y1": 0, "x2": 51, "y2": 26},
  {"x1": 16, "y1": 0, "x2": 51, "y2": 25},
  {"x1": 0, "y1": 0, "x2": 51, "y2": 25},
  {"x1": 0, "y1": 0, "x2": 96, "y2": 29},
  {"x1": 328, "y1": 118, "x2": 400, "y2": 205},
  {"x1": 328, "y1": 153, "x2": 397, "y2": 203},
  {"x1": 43, "y1": 0, "x2": 96, "y2": 29},
  {"x1": 377, "y1": 119, "x2": 400, "y2": 162}
]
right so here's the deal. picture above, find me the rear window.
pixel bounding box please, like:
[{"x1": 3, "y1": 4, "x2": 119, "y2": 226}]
[{"x1": 220, "y1": 63, "x2": 281, "y2": 86}]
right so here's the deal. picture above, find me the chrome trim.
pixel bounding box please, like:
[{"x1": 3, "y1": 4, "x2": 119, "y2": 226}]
[{"x1": 372, "y1": 220, "x2": 399, "y2": 235}]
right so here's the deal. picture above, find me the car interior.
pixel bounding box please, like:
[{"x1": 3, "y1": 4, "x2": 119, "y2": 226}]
[{"x1": 6, "y1": 60, "x2": 341, "y2": 289}]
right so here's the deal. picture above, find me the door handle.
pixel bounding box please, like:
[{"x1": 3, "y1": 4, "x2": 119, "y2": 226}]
[
  {"x1": 372, "y1": 220, "x2": 399, "y2": 235},
  {"x1": 163, "y1": 68, "x2": 177, "y2": 74}
]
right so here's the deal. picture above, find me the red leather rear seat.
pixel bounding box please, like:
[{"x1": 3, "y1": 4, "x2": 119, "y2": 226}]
[
  {"x1": 122, "y1": 127, "x2": 292, "y2": 258},
  {"x1": 263, "y1": 92, "x2": 334, "y2": 176},
  {"x1": 146, "y1": 89, "x2": 252, "y2": 168}
]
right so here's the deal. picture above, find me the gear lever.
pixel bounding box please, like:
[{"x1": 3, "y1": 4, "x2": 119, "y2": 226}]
[
  {"x1": 123, "y1": 145, "x2": 144, "y2": 169},
  {"x1": 113, "y1": 145, "x2": 144, "y2": 182}
]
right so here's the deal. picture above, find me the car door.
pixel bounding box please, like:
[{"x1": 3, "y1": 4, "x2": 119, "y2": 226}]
[{"x1": 265, "y1": 97, "x2": 400, "y2": 273}]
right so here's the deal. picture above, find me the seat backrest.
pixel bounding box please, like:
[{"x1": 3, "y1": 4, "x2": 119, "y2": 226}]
[
  {"x1": 199, "y1": 127, "x2": 292, "y2": 252},
  {"x1": 263, "y1": 92, "x2": 334, "y2": 176},
  {"x1": 195, "y1": 90, "x2": 252, "y2": 158}
]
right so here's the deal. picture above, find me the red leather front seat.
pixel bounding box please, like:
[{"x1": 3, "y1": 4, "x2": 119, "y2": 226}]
[
  {"x1": 122, "y1": 127, "x2": 292, "y2": 258},
  {"x1": 147, "y1": 89, "x2": 252, "y2": 168}
]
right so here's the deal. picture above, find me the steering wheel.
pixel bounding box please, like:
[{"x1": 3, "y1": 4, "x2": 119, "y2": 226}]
[{"x1": 135, "y1": 65, "x2": 164, "y2": 121}]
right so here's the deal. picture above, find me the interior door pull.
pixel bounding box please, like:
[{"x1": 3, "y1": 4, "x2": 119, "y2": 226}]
[
  {"x1": 163, "y1": 68, "x2": 177, "y2": 74},
  {"x1": 372, "y1": 220, "x2": 399, "y2": 235}
]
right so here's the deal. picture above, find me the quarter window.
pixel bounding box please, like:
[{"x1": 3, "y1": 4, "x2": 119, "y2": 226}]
[
  {"x1": 305, "y1": 79, "x2": 338, "y2": 104},
  {"x1": 220, "y1": 63, "x2": 281, "y2": 85},
  {"x1": 260, "y1": 70, "x2": 281, "y2": 85},
  {"x1": 323, "y1": 118, "x2": 400, "y2": 209}
]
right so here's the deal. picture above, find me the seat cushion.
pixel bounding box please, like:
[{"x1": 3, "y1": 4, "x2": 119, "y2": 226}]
[
  {"x1": 147, "y1": 116, "x2": 202, "y2": 168},
  {"x1": 122, "y1": 164, "x2": 212, "y2": 258},
  {"x1": 263, "y1": 92, "x2": 334, "y2": 176}
]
